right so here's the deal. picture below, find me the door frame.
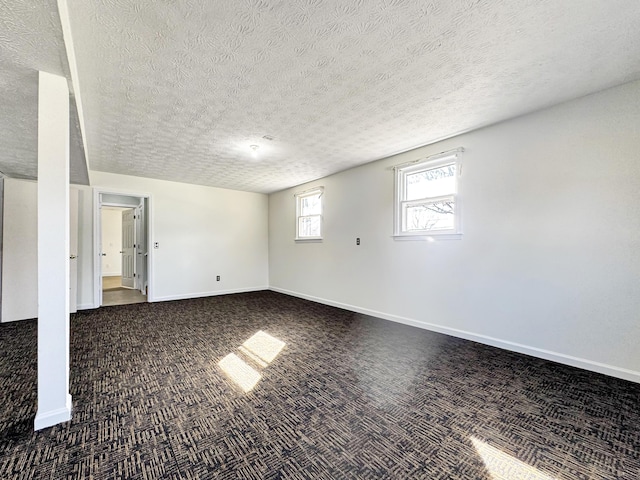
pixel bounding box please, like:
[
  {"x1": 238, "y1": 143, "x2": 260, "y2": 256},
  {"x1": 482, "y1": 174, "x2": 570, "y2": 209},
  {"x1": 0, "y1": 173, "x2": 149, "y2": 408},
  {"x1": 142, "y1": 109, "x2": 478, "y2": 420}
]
[
  {"x1": 93, "y1": 188, "x2": 153, "y2": 307},
  {"x1": 69, "y1": 188, "x2": 79, "y2": 313},
  {"x1": 134, "y1": 203, "x2": 146, "y2": 293},
  {"x1": 0, "y1": 178, "x2": 4, "y2": 321},
  {"x1": 120, "y1": 207, "x2": 136, "y2": 289}
]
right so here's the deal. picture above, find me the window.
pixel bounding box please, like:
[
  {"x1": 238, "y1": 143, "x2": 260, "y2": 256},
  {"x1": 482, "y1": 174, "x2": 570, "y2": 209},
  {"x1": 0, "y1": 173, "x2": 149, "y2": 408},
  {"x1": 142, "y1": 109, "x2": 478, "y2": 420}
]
[
  {"x1": 295, "y1": 187, "x2": 323, "y2": 240},
  {"x1": 394, "y1": 150, "x2": 462, "y2": 238}
]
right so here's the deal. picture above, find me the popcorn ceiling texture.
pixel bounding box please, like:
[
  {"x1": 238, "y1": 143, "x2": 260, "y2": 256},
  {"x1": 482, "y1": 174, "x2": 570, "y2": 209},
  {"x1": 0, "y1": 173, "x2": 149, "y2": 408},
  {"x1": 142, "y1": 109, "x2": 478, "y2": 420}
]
[
  {"x1": 0, "y1": 66, "x2": 39, "y2": 179},
  {"x1": 0, "y1": 0, "x2": 64, "y2": 179},
  {"x1": 0, "y1": 0, "x2": 88, "y2": 183},
  {"x1": 0, "y1": 0, "x2": 66, "y2": 75},
  {"x1": 67, "y1": 0, "x2": 640, "y2": 193},
  {"x1": 3, "y1": 1, "x2": 640, "y2": 191}
]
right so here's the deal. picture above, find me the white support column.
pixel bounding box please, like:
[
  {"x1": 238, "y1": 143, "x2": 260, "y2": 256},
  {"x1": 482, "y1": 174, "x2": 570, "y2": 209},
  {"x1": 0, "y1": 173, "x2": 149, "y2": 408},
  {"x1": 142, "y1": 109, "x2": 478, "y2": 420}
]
[{"x1": 34, "y1": 71, "x2": 72, "y2": 431}]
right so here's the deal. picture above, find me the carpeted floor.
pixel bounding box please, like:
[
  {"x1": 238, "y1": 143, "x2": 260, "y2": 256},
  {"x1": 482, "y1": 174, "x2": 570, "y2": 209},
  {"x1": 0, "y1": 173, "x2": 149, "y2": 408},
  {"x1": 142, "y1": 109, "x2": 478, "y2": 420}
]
[{"x1": 0, "y1": 291, "x2": 639, "y2": 479}]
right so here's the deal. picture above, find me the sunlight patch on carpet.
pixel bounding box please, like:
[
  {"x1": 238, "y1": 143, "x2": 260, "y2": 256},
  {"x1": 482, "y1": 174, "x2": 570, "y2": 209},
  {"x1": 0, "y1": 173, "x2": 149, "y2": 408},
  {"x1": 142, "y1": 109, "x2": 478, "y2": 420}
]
[
  {"x1": 241, "y1": 330, "x2": 286, "y2": 364},
  {"x1": 471, "y1": 437, "x2": 557, "y2": 480},
  {"x1": 218, "y1": 353, "x2": 261, "y2": 393}
]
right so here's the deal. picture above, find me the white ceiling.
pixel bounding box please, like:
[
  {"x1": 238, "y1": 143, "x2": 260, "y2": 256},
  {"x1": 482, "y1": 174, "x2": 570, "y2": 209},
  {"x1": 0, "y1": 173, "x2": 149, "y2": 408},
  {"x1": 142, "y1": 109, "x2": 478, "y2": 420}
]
[
  {"x1": 2, "y1": 1, "x2": 640, "y2": 193},
  {"x1": 0, "y1": 0, "x2": 88, "y2": 184}
]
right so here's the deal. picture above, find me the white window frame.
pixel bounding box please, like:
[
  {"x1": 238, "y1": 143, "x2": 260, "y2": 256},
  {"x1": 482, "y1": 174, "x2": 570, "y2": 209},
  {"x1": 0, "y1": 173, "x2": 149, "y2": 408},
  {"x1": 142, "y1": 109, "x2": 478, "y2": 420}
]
[
  {"x1": 295, "y1": 187, "x2": 324, "y2": 241},
  {"x1": 394, "y1": 149, "x2": 463, "y2": 239}
]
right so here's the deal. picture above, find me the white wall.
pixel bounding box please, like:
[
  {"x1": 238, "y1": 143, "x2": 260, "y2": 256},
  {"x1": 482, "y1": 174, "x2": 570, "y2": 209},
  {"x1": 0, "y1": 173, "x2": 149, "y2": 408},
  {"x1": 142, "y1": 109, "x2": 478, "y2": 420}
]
[
  {"x1": 87, "y1": 171, "x2": 269, "y2": 303},
  {"x1": 2, "y1": 178, "x2": 38, "y2": 322},
  {"x1": 75, "y1": 185, "x2": 94, "y2": 309},
  {"x1": 2, "y1": 173, "x2": 269, "y2": 319},
  {"x1": 2, "y1": 181, "x2": 94, "y2": 320},
  {"x1": 101, "y1": 208, "x2": 123, "y2": 276},
  {"x1": 269, "y1": 79, "x2": 640, "y2": 382}
]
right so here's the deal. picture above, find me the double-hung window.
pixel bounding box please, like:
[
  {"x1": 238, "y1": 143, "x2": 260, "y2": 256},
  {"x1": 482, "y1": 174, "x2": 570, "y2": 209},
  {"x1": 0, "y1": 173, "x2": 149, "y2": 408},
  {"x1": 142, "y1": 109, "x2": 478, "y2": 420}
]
[
  {"x1": 295, "y1": 187, "x2": 323, "y2": 240},
  {"x1": 394, "y1": 150, "x2": 462, "y2": 238}
]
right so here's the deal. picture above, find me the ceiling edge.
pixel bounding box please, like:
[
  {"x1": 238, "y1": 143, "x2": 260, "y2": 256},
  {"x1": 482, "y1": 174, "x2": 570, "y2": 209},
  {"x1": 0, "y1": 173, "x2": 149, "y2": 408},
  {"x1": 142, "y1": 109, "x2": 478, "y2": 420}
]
[{"x1": 57, "y1": 0, "x2": 90, "y2": 183}]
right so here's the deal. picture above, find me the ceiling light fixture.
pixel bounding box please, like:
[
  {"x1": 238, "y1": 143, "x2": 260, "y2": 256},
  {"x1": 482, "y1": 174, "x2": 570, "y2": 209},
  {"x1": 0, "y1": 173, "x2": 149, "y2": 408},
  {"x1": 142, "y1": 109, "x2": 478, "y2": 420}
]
[{"x1": 250, "y1": 144, "x2": 259, "y2": 158}]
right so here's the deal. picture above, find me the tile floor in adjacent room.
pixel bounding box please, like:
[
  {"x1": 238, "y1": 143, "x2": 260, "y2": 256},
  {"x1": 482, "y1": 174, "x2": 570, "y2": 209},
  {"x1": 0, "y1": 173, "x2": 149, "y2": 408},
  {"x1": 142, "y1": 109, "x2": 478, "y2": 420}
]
[{"x1": 102, "y1": 275, "x2": 147, "y2": 306}]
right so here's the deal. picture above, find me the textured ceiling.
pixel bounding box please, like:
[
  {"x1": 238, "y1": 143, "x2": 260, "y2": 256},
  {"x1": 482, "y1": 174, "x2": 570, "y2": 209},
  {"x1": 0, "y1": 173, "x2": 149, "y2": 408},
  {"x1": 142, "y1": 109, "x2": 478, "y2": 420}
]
[
  {"x1": 5, "y1": 2, "x2": 640, "y2": 193},
  {"x1": 0, "y1": 0, "x2": 88, "y2": 184}
]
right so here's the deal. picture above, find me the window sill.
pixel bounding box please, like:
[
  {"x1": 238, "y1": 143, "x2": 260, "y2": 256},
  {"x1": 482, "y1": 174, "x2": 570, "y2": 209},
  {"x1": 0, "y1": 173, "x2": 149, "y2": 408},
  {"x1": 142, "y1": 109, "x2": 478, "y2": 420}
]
[
  {"x1": 295, "y1": 238, "x2": 323, "y2": 243},
  {"x1": 393, "y1": 233, "x2": 462, "y2": 241}
]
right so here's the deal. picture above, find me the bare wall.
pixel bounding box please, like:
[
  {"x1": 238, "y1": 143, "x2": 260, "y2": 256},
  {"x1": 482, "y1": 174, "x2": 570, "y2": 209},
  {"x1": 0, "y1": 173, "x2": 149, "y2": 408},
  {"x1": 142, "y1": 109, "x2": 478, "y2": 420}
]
[
  {"x1": 268, "y1": 79, "x2": 640, "y2": 382},
  {"x1": 88, "y1": 172, "x2": 269, "y2": 303},
  {"x1": 2, "y1": 174, "x2": 269, "y2": 319},
  {"x1": 2, "y1": 178, "x2": 38, "y2": 322}
]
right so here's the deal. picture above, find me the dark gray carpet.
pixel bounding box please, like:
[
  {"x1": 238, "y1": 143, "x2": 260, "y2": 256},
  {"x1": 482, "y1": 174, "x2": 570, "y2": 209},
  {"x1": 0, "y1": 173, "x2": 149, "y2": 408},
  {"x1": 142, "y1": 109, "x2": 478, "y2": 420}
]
[{"x1": 0, "y1": 291, "x2": 639, "y2": 479}]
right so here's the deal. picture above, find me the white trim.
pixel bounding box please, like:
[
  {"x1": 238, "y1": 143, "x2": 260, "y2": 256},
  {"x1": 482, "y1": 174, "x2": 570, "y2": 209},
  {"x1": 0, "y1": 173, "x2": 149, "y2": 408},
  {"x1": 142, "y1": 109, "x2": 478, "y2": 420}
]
[
  {"x1": 92, "y1": 185, "x2": 153, "y2": 197},
  {"x1": 93, "y1": 188, "x2": 154, "y2": 308},
  {"x1": 392, "y1": 147, "x2": 464, "y2": 170},
  {"x1": 292, "y1": 185, "x2": 325, "y2": 197},
  {"x1": 76, "y1": 303, "x2": 95, "y2": 311},
  {"x1": 295, "y1": 187, "x2": 324, "y2": 240},
  {"x1": 153, "y1": 286, "x2": 268, "y2": 303},
  {"x1": 393, "y1": 233, "x2": 462, "y2": 241},
  {"x1": 0, "y1": 178, "x2": 4, "y2": 323},
  {"x1": 1, "y1": 317, "x2": 27, "y2": 323},
  {"x1": 57, "y1": 0, "x2": 90, "y2": 170},
  {"x1": 34, "y1": 393, "x2": 72, "y2": 430},
  {"x1": 269, "y1": 286, "x2": 640, "y2": 384},
  {"x1": 394, "y1": 152, "x2": 462, "y2": 237}
]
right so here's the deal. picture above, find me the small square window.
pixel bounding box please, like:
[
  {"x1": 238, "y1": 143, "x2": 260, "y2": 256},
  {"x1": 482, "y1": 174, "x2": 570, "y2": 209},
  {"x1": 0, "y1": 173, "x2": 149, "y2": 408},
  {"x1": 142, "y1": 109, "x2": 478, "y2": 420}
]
[
  {"x1": 295, "y1": 188, "x2": 323, "y2": 240},
  {"x1": 394, "y1": 151, "x2": 462, "y2": 238}
]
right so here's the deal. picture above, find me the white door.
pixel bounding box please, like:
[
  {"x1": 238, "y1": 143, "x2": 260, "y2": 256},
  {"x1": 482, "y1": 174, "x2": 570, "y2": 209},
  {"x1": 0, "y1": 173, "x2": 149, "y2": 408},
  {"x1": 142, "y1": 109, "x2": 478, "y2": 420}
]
[
  {"x1": 121, "y1": 209, "x2": 135, "y2": 288},
  {"x1": 69, "y1": 188, "x2": 78, "y2": 313},
  {"x1": 134, "y1": 203, "x2": 145, "y2": 293}
]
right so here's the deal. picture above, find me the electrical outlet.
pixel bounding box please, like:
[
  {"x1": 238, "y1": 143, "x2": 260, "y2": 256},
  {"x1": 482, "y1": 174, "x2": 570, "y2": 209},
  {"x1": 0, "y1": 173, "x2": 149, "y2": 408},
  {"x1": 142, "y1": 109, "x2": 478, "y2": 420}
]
[
  {"x1": 154, "y1": 242, "x2": 159, "y2": 249},
  {"x1": 216, "y1": 275, "x2": 220, "y2": 281},
  {"x1": 356, "y1": 237, "x2": 360, "y2": 245}
]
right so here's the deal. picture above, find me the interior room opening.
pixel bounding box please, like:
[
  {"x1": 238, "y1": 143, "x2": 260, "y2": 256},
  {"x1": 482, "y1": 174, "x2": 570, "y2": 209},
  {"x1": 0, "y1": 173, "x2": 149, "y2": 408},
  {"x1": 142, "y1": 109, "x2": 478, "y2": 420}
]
[{"x1": 98, "y1": 193, "x2": 149, "y2": 307}]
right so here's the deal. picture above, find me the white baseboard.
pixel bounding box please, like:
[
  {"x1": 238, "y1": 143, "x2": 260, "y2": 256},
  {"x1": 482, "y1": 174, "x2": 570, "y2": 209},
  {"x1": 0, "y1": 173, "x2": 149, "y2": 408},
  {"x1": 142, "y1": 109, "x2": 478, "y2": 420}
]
[
  {"x1": 269, "y1": 286, "x2": 640, "y2": 384},
  {"x1": 76, "y1": 303, "x2": 95, "y2": 311},
  {"x1": 34, "y1": 394, "x2": 72, "y2": 430},
  {"x1": 1, "y1": 316, "x2": 33, "y2": 323},
  {"x1": 153, "y1": 286, "x2": 268, "y2": 303}
]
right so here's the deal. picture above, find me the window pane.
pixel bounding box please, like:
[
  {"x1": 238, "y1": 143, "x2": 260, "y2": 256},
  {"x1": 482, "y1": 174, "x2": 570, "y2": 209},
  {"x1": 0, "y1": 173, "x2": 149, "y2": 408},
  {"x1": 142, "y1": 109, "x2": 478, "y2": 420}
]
[
  {"x1": 404, "y1": 200, "x2": 455, "y2": 232},
  {"x1": 406, "y1": 164, "x2": 456, "y2": 201},
  {"x1": 298, "y1": 215, "x2": 321, "y2": 237},
  {"x1": 300, "y1": 193, "x2": 321, "y2": 216}
]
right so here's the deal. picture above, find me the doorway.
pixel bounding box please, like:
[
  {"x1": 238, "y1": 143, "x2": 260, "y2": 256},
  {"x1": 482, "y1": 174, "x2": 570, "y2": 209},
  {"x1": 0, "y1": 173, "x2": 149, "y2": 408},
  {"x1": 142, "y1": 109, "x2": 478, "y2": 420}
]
[
  {"x1": 100, "y1": 206, "x2": 146, "y2": 306},
  {"x1": 94, "y1": 190, "x2": 152, "y2": 307}
]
